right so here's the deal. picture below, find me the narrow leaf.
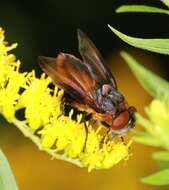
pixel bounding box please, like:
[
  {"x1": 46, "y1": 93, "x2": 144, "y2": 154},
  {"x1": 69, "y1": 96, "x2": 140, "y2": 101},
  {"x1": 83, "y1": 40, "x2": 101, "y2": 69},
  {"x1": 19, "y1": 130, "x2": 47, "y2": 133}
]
[
  {"x1": 120, "y1": 51, "x2": 169, "y2": 103},
  {"x1": 0, "y1": 150, "x2": 19, "y2": 190},
  {"x1": 142, "y1": 169, "x2": 169, "y2": 185},
  {"x1": 134, "y1": 133, "x2": 162, "y2": 147},
  {"x1": 108, "y1": 25, "x2": 169, "y2": 55},
  {"x1": 159, "y1": 161, "x2": 169, "y2": 170},
  {"x1": 153, "y1": 151, "x2": 169, "y2": 161},
  {"x1": 116, "y1": 5, "x2": 169, "y2": 15},
  {"x1": 161, "y1": 0, "x2": 169, "y2": 8}
]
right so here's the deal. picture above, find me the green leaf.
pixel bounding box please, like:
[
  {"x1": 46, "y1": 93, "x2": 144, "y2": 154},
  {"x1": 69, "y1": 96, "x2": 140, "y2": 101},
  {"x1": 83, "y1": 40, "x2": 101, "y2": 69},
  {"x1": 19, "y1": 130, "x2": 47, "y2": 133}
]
[
  {"x1": 108, "y1": 25, "x2": 169, "y2": 55},
  {"x1": 142, "y1": 169, "x2": 169, "y2": 185},
  {"x1": 133, "y1": 133, "x2": 162, "y2": 147},
  {"x1": 159, "y1": 160, "x2": 169, "y2": 170},
  {"x1": 153, "y1": 151, "x2": 169, "y2": 161},
  {"x1": 120, "y1": 51, "x2": 169, "y2": 103},
  {"x1": 161, "y1": 0, "x2": 169, "y2": 8},
  {"x1": 0, "y1": 149, "x2": 19, "y2": 190},
  {"x1": 115, "y1": 5, "x2": 169, "y2": 15}
]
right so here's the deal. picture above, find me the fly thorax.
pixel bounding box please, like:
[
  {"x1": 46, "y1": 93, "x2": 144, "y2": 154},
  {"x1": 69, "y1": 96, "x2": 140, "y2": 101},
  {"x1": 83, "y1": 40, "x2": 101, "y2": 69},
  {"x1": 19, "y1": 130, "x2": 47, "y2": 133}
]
[
  {"x1": 102, "y1": 84, "x2": 124, "y2": 104},
  {"x1": 101, "y1": 97, "x2": 116, "y2": 113},
  {"x1": 108, "y1": 90, "x2": 124, "y2": 105}
]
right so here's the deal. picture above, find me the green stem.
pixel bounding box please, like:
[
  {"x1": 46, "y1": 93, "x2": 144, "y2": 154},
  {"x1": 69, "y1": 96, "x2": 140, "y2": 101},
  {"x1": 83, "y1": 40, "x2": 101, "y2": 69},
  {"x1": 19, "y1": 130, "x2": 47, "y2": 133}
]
[{"x1": 12, "y1": 117, "x2": 83, "y2": 168}]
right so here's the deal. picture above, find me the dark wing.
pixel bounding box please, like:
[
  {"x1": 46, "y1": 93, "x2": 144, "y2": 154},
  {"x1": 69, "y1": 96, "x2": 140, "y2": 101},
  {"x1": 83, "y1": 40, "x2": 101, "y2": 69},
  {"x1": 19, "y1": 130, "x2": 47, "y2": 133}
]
[
  {"x1": 38, "y1": 53, "x2": 98, "y2": 109},
  {"x1": 77, "y1": 29, "x2": 117, "y2": 89}
]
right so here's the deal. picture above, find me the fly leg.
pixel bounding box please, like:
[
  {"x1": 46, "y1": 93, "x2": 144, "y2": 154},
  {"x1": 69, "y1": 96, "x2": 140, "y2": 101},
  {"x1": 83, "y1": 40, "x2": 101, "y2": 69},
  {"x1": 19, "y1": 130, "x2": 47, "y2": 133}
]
[
  {"x1": 57, "y1": 96, "x2": 68, "y2": 119},
  {"x1": 82, "y1": 113, "x2": 92, "y2": 152},
  {"x1": 120, "y1": 136, "x2": 127, "y2": 145},
  {"x1": 58, "y1": 95, "x2": 74, "y2": 119},
  {"x1": 83, "y1": 122, "x2": 89, "y2": 152},
  {"x1": 60, "y1": 96, "x2": 67, "y2": 114},
  {"x1": 60, "y1": 95, "x2": 91, "y2": 152},
  {"x1": 100, "y1": 130, "x2": 119, "y2": 148},
  {"x1": 100, "y1": 128, "x2": 111, "y2": 148}
]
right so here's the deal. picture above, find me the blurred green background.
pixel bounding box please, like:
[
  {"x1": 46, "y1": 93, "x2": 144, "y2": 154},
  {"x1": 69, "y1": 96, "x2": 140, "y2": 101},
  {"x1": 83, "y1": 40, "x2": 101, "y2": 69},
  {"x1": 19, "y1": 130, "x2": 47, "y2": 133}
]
[{"x1": 0, "y1": 0, "x2": 169, "y2": 190}]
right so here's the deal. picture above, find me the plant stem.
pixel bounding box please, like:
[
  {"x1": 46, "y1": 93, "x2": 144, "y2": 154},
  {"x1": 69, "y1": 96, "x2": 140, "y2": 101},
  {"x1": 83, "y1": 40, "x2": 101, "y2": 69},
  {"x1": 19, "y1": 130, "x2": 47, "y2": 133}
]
[{"x1": 12, "y1": 118, "x2": 83, "y2": 168}]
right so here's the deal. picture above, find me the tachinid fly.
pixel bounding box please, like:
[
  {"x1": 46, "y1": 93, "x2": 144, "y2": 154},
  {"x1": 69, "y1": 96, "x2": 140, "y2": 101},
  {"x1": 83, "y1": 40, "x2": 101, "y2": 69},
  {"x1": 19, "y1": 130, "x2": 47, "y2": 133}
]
[{"x1": 38, "y1": 29, "x2": 136, "y2": 142}]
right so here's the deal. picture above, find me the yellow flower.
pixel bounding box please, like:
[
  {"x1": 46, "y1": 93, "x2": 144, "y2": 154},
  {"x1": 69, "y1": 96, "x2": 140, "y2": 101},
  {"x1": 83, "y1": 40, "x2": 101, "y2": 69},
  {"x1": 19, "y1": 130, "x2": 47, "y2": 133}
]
[
  {"x1": 146, "y1": 100, "x2": 169, "y2": 128},
  {"x1": 17, "y1": 72, "x2": 54, "y2": 129},
  {"x1": 0, "y1": 27, "x2": 131, "y2": 171},
  {"x1": 0, "y1": 70, "x2": 26, "y2": 122},
  {"x1": 136, "y1": 99, "x2": 169, "y2": 150}
]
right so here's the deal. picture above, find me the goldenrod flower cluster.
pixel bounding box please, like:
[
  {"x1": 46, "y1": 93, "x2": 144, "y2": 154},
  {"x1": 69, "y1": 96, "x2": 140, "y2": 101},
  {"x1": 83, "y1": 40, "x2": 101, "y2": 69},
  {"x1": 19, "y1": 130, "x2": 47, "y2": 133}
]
[
  {"x1": 136, "y1": 100, "x2": 169, "y2": 150},
  {"x1": 0, "y1": 28, "x2": 131, "y2": 171}
]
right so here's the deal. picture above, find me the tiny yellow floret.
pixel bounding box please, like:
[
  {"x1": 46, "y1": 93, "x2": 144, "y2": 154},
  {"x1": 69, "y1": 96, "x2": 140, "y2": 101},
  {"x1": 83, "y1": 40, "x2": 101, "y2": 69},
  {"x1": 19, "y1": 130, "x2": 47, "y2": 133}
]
[{"x1": 147, "y1": 100, "x2": 169, "y2": 128}]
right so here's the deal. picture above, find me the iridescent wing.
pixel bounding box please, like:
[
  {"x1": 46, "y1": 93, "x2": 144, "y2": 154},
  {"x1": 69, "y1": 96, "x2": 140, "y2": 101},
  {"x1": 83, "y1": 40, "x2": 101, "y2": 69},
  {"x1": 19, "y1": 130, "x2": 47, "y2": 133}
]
[
  {"x1": 77, "y1": 29, "x2": 117, "y2": 89},
  {"x1": 38, "y1": 53, "x2": 98, "y2": 109}
]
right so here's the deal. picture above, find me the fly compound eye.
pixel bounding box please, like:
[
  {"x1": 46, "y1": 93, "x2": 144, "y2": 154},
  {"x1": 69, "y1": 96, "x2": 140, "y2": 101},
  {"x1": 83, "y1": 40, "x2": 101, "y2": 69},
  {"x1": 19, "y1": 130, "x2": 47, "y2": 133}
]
[{"x1": 112, "y1": 111, "x2": 129, "y2": 130}]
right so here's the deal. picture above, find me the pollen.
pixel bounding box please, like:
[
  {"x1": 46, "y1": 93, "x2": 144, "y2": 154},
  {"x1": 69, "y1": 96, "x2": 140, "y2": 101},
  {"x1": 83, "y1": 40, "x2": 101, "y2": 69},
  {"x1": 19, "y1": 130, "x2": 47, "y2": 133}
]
[{"x1": 0, "y1": 27, "x2": 131, "y2": 171}]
